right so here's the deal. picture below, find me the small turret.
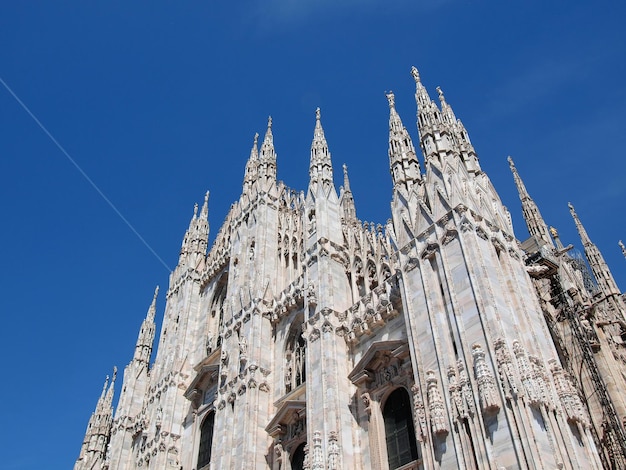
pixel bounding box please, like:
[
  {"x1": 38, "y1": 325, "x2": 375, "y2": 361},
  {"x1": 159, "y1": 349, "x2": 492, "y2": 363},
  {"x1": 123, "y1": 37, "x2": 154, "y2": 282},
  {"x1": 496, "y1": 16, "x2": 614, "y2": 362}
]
[
  {"x1": 508, "y1": 156, "x2": 552, "y2": 247},
  {"x1": 339, "y1": 163, "x2": 357, "y2": 222},
  {"x1": 386, "y1": 91, "x2": 421, "y2": 192},
  {"x1": 308, "y1": 108, "x2": 336, "y2": 196},
  {"x1": 569, "y1": 203, "x2": 621, "y2": 296},
  {"x1": 259, "y1": 117, "x2": 277, "y2": 184}
]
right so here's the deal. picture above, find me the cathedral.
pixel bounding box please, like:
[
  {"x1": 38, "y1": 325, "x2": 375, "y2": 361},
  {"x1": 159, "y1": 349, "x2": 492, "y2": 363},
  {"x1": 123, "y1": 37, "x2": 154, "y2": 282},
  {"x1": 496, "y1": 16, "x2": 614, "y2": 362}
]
[{"x1": 75, "y1": 67, "x2": 626, "y2": 470}]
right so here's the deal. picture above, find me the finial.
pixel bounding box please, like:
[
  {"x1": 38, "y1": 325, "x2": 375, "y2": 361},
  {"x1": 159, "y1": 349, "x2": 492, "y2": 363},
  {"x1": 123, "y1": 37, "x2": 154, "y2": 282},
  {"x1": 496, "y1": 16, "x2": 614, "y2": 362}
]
[
  {"x1": 507, "y1": 156, "x2": 515, "y2": 167},
  {"x1": 436, "y1": 86, "x2": 445, "y2": 103},
  {"x1": 568, "y1": 202, "x2": 575, "y2": 212},
  {"x1": 315, "y1": 107, "x2": 321, "y2": 121},
  {"x1": 253, "y1": 132, "x2": 259, "y2": 146},
  {"x1": 549, "y1": 227, "x2": 558, "y2": 238},
  {"x1": 410, "y1": 66, "x2": 421, "y2": 83},
  {"x1": 386, "y1": 91, "x2": 395, "y2": 108},
  {"x1": 267, "y1": 116, "x2": 272, "y2": 129},
  {"x1": 204, "y1": 190, "x2": 209, "y2": 203},
  {"x1": 193, "y1": 203, "x2": 198, "y2": 218},
  {"x1": 619, "y1": 240, "x2": 626, "y2": 258},
  {"x1": 112, "y1": 366, "x2": 117, "y2": 383},
  {"x1": 153, "y1": 285, "x2": 159, "y2": 301}
]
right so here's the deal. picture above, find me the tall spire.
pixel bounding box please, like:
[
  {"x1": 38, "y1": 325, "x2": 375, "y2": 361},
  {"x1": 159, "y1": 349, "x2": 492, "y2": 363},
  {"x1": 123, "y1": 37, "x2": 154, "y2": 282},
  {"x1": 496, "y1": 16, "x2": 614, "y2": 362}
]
[
  {"x1": 386, "y1": 91, "x2": 421, "y2": 191},
  {"x1": 339, "y1": 163, "x2": 357, "y2": 222},
  {"x1": 569, "y1": 202, "x2": 621, "y2": 296},
  {"x1": 508, "y1": 156, "x2": 552, "y2": 246},
  {"x1": 200, "y1": 191, "x2": 209, "y2": 220},
  {"x1": 411, "y1": 66, "x2": 451, "y2": 168},
  {"x1": 308, "y1": 108, "x2": 335, "y2": 194},
  {"x1": 259, "y1": 117, "x2": 277, "y2": 182},
  {"x1": 134, "y1": 286, "x2": 159, "y2": 364}
]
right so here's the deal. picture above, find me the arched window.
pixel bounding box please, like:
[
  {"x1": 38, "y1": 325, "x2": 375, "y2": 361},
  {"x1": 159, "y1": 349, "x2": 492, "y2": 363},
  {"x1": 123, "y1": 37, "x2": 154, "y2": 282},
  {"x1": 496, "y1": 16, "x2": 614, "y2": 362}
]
[
  {"x1": 197, "y1": 412, "x2": 215, "y2": 469},
  {"x1": 285, "y1": 320, "x2": 306, "y2": 393},
  {"x1": 291, "y1": 442, "x2": 306, "y2": 470},
  {"x1": 383, "y1": 388, "x2": 419, "y2": 469}
]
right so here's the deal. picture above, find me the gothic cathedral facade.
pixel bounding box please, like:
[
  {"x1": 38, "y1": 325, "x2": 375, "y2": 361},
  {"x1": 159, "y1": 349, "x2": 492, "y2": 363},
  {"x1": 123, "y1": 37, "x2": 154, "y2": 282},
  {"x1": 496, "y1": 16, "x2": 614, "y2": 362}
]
[{"x1": 76, "y1": 67, "x2": 626, "y2": 469}]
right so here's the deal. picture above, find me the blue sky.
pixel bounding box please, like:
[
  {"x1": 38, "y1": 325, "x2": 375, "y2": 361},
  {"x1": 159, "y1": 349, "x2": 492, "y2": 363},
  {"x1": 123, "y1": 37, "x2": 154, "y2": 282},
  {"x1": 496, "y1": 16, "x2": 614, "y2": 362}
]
[{"x1": 1, "y1": 2, "x2": 625, "y2": 468}]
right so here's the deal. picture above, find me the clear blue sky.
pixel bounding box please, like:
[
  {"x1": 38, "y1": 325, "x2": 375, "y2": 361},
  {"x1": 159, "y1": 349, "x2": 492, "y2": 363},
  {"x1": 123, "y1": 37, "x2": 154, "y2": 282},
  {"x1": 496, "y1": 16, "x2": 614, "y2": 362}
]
[{"x1": 1, "y1": 2, "x2": 624, "y2": 468}]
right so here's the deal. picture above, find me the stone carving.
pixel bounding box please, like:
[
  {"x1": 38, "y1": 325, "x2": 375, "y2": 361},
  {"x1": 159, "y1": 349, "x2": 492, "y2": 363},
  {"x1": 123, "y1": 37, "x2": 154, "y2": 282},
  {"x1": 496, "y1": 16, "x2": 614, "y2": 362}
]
[
  {"x1": 290, "y1": 416, "x2": 306, "y2": 440},
  {"x1": 457, "y1": 360, "x2": 476, "y2": 416},
  {"x1": 239, "y1": 337, "x2": 248, "y2": 362},
  {"x1": 472, "y1": 343, "x2": 500, "y2": 413},
  {"x1": 494, "y1": 338, "x2": 519, "y2": 400},
  {"x1": 426, "y1": 370, "x2": 449, "y2": 436},
  {"x1": 303, "y1": 444, "x2": 310, "y2": 470},
  {"x1": 274, "y1": 441, "x2": 284, "y2": 470},
  {"x1": 411, "y1": 383, "x2": 428, "y2": 442},
  {"x1": 530, "y1": 355, "x2": 552, "y2": 409},
  {"x1": 307, "y1": 282, "x2": 317, "y2": 307},
  {"x1": 206, "y1": 330, "x2": 214, "y2": 354},
  {"x1": 550, "y1": 360, "x2": 589, "y2": 427},
  {"x1": 327, "y1": 431, "x2": 340, "y2": 470},
  {"x1": 513, "y1": 340, "x2": 539, "y2": 406},
  {"x1": 447, "y1": 365, "x2": 467, "y2": 421},
  {"x1": 311, "y1": 430, "x2": 324, "y2": 470}
]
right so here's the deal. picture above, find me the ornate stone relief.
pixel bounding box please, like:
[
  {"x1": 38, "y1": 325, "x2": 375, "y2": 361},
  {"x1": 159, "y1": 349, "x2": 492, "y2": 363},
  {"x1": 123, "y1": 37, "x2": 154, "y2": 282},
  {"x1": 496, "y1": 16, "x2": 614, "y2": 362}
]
[
  {"x1": 311, "y1": 431, "x2": 324, "y2": 470},
  {"x1": 411, "y1": 383, "x2": 428, "y2": 442},
  {"x1": 327, "y1": 431, "x2": 340, "y2": 470},
  {"x1": 471, "y1": 343, "x2": 500, "y2": 413},
  {"x1": 549, "y1": 359, "x2": 589, "y2": 428},
  {"x1": 494, "y1": 338, "x2": 519, "y2": 400},
  {"x1": 513, "y1": 340, "x2": 540, "y2": 406},
  {"x1": 426, "y1": 370, "x2": 449, "y2": 436}
]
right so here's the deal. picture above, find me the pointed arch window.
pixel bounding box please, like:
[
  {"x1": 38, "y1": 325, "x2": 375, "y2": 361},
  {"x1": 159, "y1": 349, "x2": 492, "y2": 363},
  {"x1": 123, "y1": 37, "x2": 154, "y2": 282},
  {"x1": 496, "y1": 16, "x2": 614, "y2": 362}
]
[
  {"x1": 285, "y1": 320, "x2": 306, "y2": 393},
  {"x1": 197, "y1": 411, "x2": 215, "y2": 469},
  {"x1": 383, "y1": 388, "x2": 419, "y2": 469}
]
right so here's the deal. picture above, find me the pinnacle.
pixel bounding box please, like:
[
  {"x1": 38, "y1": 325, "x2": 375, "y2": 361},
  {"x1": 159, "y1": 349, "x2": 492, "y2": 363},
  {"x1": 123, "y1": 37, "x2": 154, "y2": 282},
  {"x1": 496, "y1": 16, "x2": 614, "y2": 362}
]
[
  {"x1": 200, "y1": 190, "x2": 209, "y2": 219},
  {"x1": 342, "y1": 163, "x2": 351, "y2": 192},
  {"x1": 249, "y1": 132, "x2": 259, "y2": 160},
  {"x1": 261, "y1": 116, "x2": 275, "y2": 162}
]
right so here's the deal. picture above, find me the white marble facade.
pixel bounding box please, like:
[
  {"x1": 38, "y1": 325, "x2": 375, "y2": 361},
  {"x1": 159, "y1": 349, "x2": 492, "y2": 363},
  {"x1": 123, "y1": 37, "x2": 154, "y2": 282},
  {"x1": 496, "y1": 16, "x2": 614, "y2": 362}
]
[{"x1": 75, "y1": 68, "x2": 626, "y2": 470}]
